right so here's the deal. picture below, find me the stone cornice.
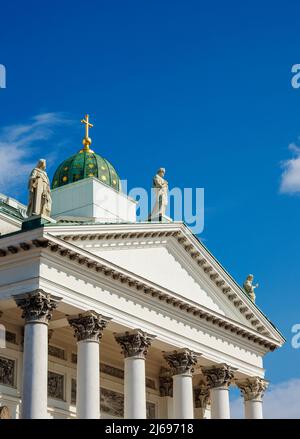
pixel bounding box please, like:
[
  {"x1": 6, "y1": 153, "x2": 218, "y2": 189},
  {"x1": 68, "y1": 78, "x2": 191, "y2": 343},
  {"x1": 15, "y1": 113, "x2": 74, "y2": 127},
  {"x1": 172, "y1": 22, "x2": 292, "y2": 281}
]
[{"x1": 0, "y1": 232, "x2": 281, "y2": 351}]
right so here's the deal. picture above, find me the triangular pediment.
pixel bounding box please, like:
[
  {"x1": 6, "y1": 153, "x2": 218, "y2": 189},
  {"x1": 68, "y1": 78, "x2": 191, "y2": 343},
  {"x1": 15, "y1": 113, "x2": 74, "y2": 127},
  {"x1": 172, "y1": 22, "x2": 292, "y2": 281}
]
[
  {"x1": 45, "y1": 222, "x2": 284, "y2": 345},
  {"x1": 79, "y1": 240, "x2": 247, "y2": 323}
]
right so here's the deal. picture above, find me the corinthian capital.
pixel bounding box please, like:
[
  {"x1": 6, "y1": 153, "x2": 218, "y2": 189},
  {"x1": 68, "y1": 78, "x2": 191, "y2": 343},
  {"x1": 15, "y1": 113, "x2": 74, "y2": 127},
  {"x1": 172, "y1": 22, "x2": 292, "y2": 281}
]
[
  {"x1": 237, "y1": 377, "x2": 268, "y2": 401},
  {"x1": 202, "y1": 363, "x2": 234, "y2": 389},
  {"x1": 68, "y1": 311, "x2": 111, "y2": 342},
  {"x1": 163, "y1": 348, "x2": 199, "y2": 375},
  {"x1": 15, "y1": 290, "x2": 61, "y2": 323},
  {"x1": 114, "y1": 329, "x2": 155, "y2": 359}
]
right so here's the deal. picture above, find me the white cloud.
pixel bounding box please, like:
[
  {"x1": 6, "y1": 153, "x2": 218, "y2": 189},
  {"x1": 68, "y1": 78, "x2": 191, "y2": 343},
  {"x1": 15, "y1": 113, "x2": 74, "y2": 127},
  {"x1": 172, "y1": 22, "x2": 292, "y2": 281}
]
[
  {"x1": 280, "y1": 143, "x2": 300, "y2": 194},
  {"x1": 0, "y1": 112, "x2": 71, "y2": 194},
  {"x1": 231, "y1": 378, "x2": 300, "y2": 419}
]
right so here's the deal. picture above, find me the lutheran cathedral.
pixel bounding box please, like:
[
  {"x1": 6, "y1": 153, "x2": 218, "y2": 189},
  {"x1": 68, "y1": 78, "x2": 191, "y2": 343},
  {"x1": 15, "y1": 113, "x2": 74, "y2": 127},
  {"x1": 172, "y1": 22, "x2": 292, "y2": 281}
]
[{"x1": 0, "y1": 115, "x2": 284, "y2": 419}]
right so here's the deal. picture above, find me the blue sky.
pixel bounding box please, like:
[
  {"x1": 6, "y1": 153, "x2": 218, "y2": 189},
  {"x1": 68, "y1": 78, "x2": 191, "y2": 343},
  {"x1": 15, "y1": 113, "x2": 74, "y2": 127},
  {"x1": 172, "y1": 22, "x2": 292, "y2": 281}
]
[{"x1": 1, "y1": 0, "x2": 300, "y2": 416}]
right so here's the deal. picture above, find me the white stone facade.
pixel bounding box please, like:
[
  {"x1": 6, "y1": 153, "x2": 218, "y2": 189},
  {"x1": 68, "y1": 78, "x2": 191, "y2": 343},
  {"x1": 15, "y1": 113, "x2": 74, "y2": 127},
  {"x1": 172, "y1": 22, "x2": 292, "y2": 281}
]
[{"x1": 0, "y1": 217, "x2": 284, "y2": 419}]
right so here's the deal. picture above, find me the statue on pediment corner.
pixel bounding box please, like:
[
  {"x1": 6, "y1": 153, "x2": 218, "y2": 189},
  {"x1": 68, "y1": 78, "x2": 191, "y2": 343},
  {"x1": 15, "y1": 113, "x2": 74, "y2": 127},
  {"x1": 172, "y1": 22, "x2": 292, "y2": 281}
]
[{"x1": 243, "y1": 274, "x2": 259, "y2": 302}]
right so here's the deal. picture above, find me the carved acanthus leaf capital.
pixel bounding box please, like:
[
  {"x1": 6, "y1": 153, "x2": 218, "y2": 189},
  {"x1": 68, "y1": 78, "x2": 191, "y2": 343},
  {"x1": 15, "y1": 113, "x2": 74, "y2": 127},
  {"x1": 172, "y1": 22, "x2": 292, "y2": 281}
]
[
  {"x1": 237, "y1": 377, "x2": 268, "y2": 401},
  {"x1": 15, "y1": 290, "x2": 61, "y2": 323},
  {"x1": 159, "y1": 367, "x2": 173, "y2": 397},
  {"x1": 202, "y1": 363, "x2": 234, "y2": 389},
  {"x1": 68, "y1": 311, "x2": 111, "y2": 342},
  {"x1": 114, "y1": 329, "x2": 155, "y2": 359},
  {"x1": 163, "y1": 348, "x2": 199, "y2": 375}
]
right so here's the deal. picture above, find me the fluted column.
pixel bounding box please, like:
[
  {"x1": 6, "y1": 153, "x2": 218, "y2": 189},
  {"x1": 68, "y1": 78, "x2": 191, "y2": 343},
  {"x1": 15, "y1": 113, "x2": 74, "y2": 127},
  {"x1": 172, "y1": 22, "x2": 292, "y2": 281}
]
[
  {"x1": 237, "y1": 377, "x2": 268, "y2": 419},
  {"x1": 68, "y1": 311, "x2": 111, "y2": 419},
  {"x1": 194, "y1": 379, "x2": 211, "y2": 419},
  {"x1": 202, "y1": 363, "x2": 234, "y2": 419},
  {"x1": 15, "y1": 290, "x2": 61, "y2": 419},
  {"x1": 159, "y1": 367, "x2": 173, "y2": 419},
  {"x1": 115, "y1": 329, "x2": 155, "y2": 419},
  {"x1": 164, "y1": 349, "x2": 198, "y2": 419}
]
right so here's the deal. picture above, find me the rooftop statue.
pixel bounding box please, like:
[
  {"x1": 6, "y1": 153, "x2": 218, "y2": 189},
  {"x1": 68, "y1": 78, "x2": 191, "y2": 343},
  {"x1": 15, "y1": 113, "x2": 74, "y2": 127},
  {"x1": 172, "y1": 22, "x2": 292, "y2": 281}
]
[
  {"x1": 27, "y1": 159, "x2": 52, "y2": 218},
  {"x1": 243, "y1": 274, "x2": 258, "y2": 303},
  {"x1": 149, "y1": 167, "x2": 168, "y2": 220}
]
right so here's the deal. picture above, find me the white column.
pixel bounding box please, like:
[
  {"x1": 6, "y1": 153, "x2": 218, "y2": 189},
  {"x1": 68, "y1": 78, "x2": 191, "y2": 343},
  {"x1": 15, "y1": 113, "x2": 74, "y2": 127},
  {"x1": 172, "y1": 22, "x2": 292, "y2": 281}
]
[
  {"x1": 15, "y1": 290, "x2": 61, "y2": 419},
  {"x1": 237, "y1": 377, "x2": 268, "y2": 419},
  {"x1": 202, "y1": 363, "x2": 234, "y2": 419},
  {"x1": 115, "y1": 329, "x2": 155, "y2": 419},
  {"x1": 210, "y1": 387, "x2": 230, "y2": 419},
  {"x1": 68, "y1": 311, "x2": 111, "y2": 419},
  {"x1": 158, "y1": 368, "x2": 173, "y2": 419},
  {"x1": 164, "y1": 349, "x2": 199, "y2": 419},
  {"x1": 124, "y1": 356, "x2": 146, "y2": 418},
  {"x1": 173, "y1": 373, "x2": 194, "y2": 418}
]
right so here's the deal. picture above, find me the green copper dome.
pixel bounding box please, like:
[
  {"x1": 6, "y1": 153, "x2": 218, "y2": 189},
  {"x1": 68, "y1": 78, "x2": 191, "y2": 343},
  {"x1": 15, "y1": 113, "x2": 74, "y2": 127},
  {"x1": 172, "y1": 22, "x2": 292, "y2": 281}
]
[{"x1": 51, "y1": 149, "x2": 121, "y2": 191}]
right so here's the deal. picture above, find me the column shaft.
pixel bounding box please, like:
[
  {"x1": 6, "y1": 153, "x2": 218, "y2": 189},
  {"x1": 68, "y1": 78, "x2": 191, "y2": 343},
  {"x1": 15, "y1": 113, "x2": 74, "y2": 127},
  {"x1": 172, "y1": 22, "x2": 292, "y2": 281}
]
[
  {"x1": 114, "y1": 329, "x2": 155, "y2": 420},
  {"x1": 237, "y1": 377, "x2": 268, "y2": 419},
  {"x1": 22, "y1": 322, "x2": 48, "y2": 419},
  {"x1": 68, "y1": 310, "x2": 111, "y2": 419},
  {"x1": 77, "y1": 340, "x2": 100, "y2": 419},
  {"x1": 163, "y1": 349, "x2": 199, "y2": 420},
  {"x1": 173, "y1": 373, "x2": 194, "y2": 418},
  {"x1": 124, "y1": 356, "x2": 146, "y2": 418},
  {"x1": 202, "y1": 363, "x2": 234, "y2": 420},
  {"x1": 210, "y1": 387, "x2": 230, "y2": 419},
  {"x1": 15, "y1": 290, "x2": 60, "y2": 419},
  {"x1": 244, "y1": 399, "x2": 263, "y2": 419}
]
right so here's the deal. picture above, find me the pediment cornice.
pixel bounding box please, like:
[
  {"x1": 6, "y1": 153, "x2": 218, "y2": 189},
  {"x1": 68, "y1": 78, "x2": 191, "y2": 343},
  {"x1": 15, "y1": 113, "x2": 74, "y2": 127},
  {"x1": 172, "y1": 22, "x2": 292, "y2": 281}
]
[{"x1": 0, "y1": 223, "x2": 284, "y2": 350}]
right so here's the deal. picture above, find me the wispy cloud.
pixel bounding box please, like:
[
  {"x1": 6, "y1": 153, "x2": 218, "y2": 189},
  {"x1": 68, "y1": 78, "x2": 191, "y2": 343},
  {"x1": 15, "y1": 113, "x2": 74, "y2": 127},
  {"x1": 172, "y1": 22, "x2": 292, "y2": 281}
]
[
  {"x1": 0, "y1": 112, "x2": 72, "y2": 195},
  {"x1": 231, "y1": 378, "x2": 300, "y2": 419},
  {"x1": 280, "y1": 143, "x2": 300, "y2": 194}
]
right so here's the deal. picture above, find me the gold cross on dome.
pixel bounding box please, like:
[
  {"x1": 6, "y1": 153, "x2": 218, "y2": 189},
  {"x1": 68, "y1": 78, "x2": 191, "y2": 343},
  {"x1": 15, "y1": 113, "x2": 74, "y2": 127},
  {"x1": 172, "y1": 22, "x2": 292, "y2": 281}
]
[{"x1": 81, "y1": 114, "x2": 93, "y2": 139}]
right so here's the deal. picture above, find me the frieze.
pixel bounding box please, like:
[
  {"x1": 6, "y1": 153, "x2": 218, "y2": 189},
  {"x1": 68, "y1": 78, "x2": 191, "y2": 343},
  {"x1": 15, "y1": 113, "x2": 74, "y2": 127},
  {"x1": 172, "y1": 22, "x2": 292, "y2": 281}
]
[
  {"x1": 0, "y1": 357, "x2": 15, "y2": 387},
  {"x1": 48, "y1": 371, "x2": 64, "y2": 400},
  {"x1": 49, "y1": 345, "x2": 65, "y2": 360}
]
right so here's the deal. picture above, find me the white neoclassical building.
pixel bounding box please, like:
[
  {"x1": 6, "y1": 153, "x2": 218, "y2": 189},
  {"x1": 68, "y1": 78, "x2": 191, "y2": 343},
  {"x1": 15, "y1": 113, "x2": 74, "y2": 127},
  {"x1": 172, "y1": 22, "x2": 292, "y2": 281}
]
[{"x1": 0, "y1": 121, "x2": 284, "y2": 419}]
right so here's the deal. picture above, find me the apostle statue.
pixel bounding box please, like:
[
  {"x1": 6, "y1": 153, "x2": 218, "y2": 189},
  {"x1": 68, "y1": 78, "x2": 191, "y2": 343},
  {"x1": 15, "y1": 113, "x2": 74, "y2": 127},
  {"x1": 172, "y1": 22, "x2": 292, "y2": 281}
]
[
  {"x1": 149, "y1": 167, "x2": 168, "y2": 220},
  {"x1": 243, "y1": 274, "x2": 259, "y2": 302},
  {"x1": 27, "y1": 159, "x2": 52, "y2": 218}
]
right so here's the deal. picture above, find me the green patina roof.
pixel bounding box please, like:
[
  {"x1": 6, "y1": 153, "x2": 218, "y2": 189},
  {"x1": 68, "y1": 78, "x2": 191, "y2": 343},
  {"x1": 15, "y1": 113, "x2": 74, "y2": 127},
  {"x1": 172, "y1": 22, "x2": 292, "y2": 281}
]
[{"x1": 51, "y1": 149, "x2": 121, "y2": 191}]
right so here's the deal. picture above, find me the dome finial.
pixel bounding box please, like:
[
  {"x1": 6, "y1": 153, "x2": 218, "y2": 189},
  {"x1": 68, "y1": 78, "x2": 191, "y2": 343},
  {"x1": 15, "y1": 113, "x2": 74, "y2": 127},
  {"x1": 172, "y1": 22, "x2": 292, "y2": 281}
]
[{"x1": 81, "y1": 114, "x2": 93, "y2": 151}]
